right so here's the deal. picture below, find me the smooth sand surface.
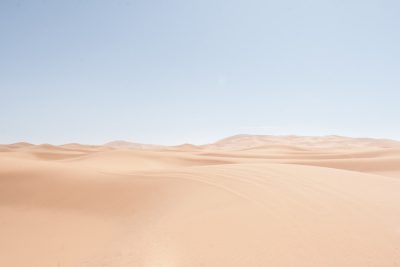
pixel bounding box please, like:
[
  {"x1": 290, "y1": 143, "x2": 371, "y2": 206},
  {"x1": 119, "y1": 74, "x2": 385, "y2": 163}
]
[{"x1": 1, "y1": 135, "x2": 400, "y2": 266}]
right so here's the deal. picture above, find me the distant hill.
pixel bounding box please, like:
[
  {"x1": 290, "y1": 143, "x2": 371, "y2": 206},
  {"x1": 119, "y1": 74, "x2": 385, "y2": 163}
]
[
  {"x1": 104, "y1": 140, "x2": 166, "y2": 150},
  {"x1": 203, "y1": 134, "x2": 400, "y2": 150},
  {"x1": 3, "y1": 135, "x2": 400, "y2": 151},
  {"x1": 170, "y1": 143, "x2": 202, "y2": 151}
]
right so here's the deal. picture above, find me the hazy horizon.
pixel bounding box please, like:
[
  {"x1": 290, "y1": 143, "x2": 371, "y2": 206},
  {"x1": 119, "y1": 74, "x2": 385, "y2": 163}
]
[
  {"x1": 3, "y1": 132, "x2": 400, "y2": 147},
  {"x1": 1, "y1": 0, "x2": 400, "y2": 145}
]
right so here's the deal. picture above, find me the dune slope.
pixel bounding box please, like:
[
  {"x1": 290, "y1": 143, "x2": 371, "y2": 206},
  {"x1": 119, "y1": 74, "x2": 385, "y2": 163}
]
[{"x1": 1, "y1": 136, "x2": 400, "y2": 266}]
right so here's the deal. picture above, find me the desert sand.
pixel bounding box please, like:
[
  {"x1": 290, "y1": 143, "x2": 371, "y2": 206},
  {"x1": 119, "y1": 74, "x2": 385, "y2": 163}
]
[{"x1": 1, "y1": 135, "x2": 400, "y2": 266}]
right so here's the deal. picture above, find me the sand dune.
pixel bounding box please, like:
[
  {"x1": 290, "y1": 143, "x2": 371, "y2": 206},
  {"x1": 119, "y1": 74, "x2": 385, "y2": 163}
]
[
  {"x1": 206, "y1": 134, "x2": 400, "y2": 150},
  {"x1": 1, "y1": 135, "x2": 400, "y2": 266},
  {"x1": 104, "y1": 140, "x2": 166, "y2": 150}
]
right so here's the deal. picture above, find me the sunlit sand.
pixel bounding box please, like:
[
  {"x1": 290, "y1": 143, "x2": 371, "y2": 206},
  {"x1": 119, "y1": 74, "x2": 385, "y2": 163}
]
[{"x1": 1, "y1": 135, "x2": 400, "y2": 266}]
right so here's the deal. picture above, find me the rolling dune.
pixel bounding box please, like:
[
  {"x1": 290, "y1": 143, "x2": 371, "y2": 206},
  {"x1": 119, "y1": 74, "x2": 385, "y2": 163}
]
[{"x1": 1, "y1": 135, "x2": 400, "y2": 266}]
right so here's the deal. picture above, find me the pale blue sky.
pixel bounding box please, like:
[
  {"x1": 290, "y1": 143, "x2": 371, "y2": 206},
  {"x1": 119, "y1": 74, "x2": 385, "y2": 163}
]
[{"x1": 1, "y1": 0, "x2": 399, "y2": 145}]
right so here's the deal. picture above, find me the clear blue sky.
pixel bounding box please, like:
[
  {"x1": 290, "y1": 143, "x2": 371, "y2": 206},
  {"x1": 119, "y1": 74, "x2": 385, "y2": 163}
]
[{"x1": 1, "y1": 0, "x2": 399, "y2": 145}]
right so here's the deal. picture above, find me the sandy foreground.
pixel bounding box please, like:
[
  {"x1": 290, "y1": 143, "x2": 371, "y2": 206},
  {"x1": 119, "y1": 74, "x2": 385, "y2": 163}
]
[{"x1": 1, "y1": 135, "x2": 400, "y2": 266}]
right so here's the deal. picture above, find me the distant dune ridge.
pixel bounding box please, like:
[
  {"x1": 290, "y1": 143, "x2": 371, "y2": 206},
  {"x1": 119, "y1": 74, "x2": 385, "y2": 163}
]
[
  {"x1": 1, "y1": 135, "x2": 400, "y2": 266},
  {"x1": 104, "y1": 140, "x2": 167, "y2": 150},
  {"x1": 205, "y1": 134, "x2": 400, "y2": 150},
  {"x1": 103, "y1": 134, "x2": 400, "y2": 151}
]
